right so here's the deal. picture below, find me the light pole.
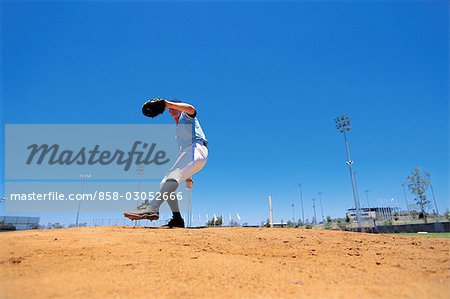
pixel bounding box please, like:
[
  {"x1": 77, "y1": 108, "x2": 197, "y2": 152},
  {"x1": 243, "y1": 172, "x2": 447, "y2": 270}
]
[
  {"x1": 353, "y1": 170, "x2": 364, "y2": 224},
  {"x1": 291, "y1": 203, "x2": 295, "y2": 223},
  {"x1": 184, "y1": 189, "x2": 192, "y2": 228},
  {"x1": 136, "y1": 165, "x2": 145, "y2": 205},
  {"x1": 318, "y1": 192, "x2": 324, "y2": 222},
  {"x1": 298, "y1": 183, "x2": 305, "y2": 225},
  {"x1": 429, "y1": 181, "x2": 439, "y2": 218},
  {"x1": 312, "y1": 198, "x2": 317, "y2": 224},
  {"x1": 335, "y1": 114, "x2": 363, "y2": 229},
  {"x1": 77, "y1": 173, "x2": 91, "y2": 227},
  {"x1": 268, "y1": 196, "x2": 273, "y2": 228},
  {"x1": 353, "y1": 171, "x2": 362, "y2": 209},
  {"x1": 401, "y1": 183, "x2": 410, "y2": 213},
  {"x1": 0, "y1": 196, "x2": 5, "y2": 216},
  {"x1": 364, "y1": 190, "x2": 370, "y2": 209}
]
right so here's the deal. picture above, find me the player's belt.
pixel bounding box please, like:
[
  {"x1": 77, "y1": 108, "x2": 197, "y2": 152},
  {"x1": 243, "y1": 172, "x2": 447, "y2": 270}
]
[{"x1": 202, "y1": 141, "x2": 208, "y2": 148}]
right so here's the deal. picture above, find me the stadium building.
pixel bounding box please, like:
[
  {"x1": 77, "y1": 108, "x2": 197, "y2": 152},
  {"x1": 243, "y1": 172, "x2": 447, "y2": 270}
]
[
  {"x1": 346, "y1": 207, "x2": 400, "y2": 222},
  {"x1": 0, "y1": 216, "x2": 40, "y2": 231}
]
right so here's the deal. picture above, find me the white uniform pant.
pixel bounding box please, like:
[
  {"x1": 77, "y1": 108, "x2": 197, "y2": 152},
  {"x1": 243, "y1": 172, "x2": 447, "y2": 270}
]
[{"x1": 160, "y1": 142, "x2": 208, "y2": 188}]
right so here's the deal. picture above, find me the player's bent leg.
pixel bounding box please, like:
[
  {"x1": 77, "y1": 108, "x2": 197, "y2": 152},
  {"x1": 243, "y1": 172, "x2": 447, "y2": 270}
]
[
  {"x1": 160, "y1": 157, "x2": 206, "y2": 228},
  {"x1": 159, "y1": 179, "x2": 186, "y2": 228},
  {"x1": 125, "y1": 143, "x2": 207, "y2": 224},
  {"x1": 156, "y1": 179, "x2": 179, "y2": 212}
]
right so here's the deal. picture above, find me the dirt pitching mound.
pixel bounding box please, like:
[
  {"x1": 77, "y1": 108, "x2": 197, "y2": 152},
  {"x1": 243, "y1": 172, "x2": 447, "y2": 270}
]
[{"x1": 1, "y1": 227, "x2": 448, "y2": 298}]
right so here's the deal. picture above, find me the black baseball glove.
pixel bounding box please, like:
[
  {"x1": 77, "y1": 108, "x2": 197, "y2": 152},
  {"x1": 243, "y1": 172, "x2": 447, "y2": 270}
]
[{"x1": 142, "y1": 97, "x2": 166, "y2": 118}]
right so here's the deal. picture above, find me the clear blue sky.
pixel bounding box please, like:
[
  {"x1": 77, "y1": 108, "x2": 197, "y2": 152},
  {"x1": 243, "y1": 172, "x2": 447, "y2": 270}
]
[{"x1": 1, "y1": 0, "x2": 448, "y2": 225}]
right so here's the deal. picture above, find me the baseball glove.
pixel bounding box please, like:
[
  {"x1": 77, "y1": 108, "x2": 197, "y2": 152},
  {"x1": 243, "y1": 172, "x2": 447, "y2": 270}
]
[{"x1": 142, "y1": 97, "x2": 166, "y2": 118}]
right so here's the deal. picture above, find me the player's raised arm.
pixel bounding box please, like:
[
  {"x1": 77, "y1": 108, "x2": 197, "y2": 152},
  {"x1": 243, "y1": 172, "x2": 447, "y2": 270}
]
[{"x1": 165, "y1": 100, "x2": 196, "y2": 116}]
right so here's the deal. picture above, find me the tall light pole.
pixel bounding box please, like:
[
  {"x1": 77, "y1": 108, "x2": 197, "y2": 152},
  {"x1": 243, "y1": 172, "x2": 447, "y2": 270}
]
[
  {"x1": 291, "y1": 203, "x2": 295, "y2": 223},
  {"x1": 268, "y1": 195, "x2": 273, "y2": 228},
  {"x1": 186, "y1": 189, "x2": 193, "y2": 227},
  {"x1": 77, "y1": 173, "x2": 91, "y2": 227},
  {"x1": 335, "y1": 114, "x2": 363, "y2": 229},
  {"x1": 401, "y1": 183, "x2": 410, "y2": 213},
  {"x1": 136, "y1": 165, "x2": 145, "y2": 208},
  {"x1": 429, "y1": 181, "x2": 439, "y2": 217},
  {"x1": 298, "y1": 183, "x2": 305, "y2": 225},
  {"x1": 353, "y1": 171, "x2": 362, "y2": 210},
  {"x1": 311, "y1": 198, "x2": 317, "y2": 224},
  {"x1": 0, "y1": 196, "x2": 5, "y2": 216},
  {"x1": 364, "y1": 190, "x2": 370, "y2": 209},
  {"x1": 318, "y1": 192, "x2": 324, "y2": 222}
]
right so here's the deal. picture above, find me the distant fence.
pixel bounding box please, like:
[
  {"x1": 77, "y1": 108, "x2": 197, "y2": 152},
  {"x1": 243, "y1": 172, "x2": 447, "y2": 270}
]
[
  {"x1": 349, "y1": 222, "x2": 450, "y2": 233},
  {"x1": 374, "y1": 222, "x2": 450, "y2": 233},
  {"x1": 92, "y1": 218, "x2": 144, "y2": 226}
]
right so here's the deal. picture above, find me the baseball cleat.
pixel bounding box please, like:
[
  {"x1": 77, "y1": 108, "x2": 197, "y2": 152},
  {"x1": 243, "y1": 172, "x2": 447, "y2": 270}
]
[
  {"x1": 123, "y1": 201, "x2": 159, "y2": 221},
  {"x1": 162, "y1": 217, "x2": 185, "y2": 228}
]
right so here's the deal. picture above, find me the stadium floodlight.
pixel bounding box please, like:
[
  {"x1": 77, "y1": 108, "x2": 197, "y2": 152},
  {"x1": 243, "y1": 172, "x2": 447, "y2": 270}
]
[
  {"x1": 291, "y1": 203, "x2": 295, "y2": 223},
  {"x1": 429, "y1": 181, "x2": 439, "y2": 217},
  {"x1": 335, "y1": 114, "x2": 363, "y2": 229},
  {"x1": 318, "y1": 192, "x2": 324, "y2": 222},
  {"x1": 401, "y1": 183, "x2": 410, "y2": 214},
  {"x1": 76, "y1": 173, "x2": 91, "y2": 227},
  {"x1": 298, "y1": 183, "x2": 305, "y2": 225},
  {"x1": 364, "y1": 190, "x2": 370, "y2": 209},
  {"x1": 185, "y1": 189, "x2": 193, "y2": 227},
  {"x1": 268, "y1": 196, "x2": 273, "y2": 228},
  {"x1": 311, "y1": 198, "x2": 317, "y2": 224},
  {"x1": 136, "y1": 165, "x2": 145, "y2": 209}
]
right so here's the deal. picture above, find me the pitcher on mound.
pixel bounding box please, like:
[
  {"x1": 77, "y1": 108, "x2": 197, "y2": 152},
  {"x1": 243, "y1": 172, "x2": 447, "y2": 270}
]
[{"x1": 123, "y1": 98, "x2": 208, "y2": 228}]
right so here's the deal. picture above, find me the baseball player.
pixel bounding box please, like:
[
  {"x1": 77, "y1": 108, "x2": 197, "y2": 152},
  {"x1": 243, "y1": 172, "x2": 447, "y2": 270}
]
[{"x1": 123, "y1": 98, "x2": 208, "y2": 228}]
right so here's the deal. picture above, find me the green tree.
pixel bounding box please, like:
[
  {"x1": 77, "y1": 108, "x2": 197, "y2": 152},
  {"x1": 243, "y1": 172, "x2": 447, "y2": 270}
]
[
  {"x1": 229, "y1": 219, "x2": 239, "y2": 227},
  {"x1": 286, "y1": 220, "x2": 295, "y2": 228},
  {"x1": 46, "y1": 222, "x2": 64, "y2": 229},
  {"x1": 406, "y1": 168, "x2": 431, "y2": 223},
  {"x1": 337, "y1": 220, "x2": 347, "y2": 230},
  {"x1": 206, "y1": 216, "x2": 223, "y2": 227},
  {"x1": 345, "y1": 214, "x2": 350, "y2": 223}
]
